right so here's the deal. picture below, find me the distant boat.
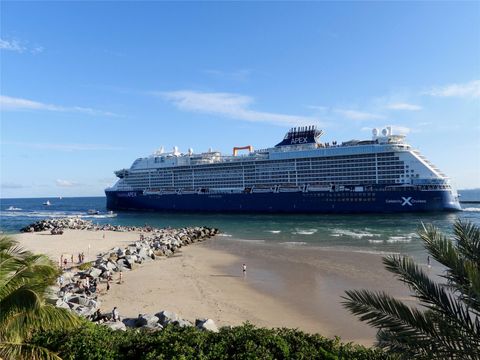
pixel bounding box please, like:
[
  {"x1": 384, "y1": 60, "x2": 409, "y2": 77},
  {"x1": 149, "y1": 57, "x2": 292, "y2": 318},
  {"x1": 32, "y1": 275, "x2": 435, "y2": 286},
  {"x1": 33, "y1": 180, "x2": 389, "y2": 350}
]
[
  {"x1": 43, "y1": 200, "x2": 51, "y2": 206},
  {"x1": 59, "y1": 196, "x2": 63, "y2": 200},
  {"x1": 87, "y1": 209, "x2": 100, "y2": 215},
  {"x1": 6, "y1": 206, "x2": 22, "y2": 211}
]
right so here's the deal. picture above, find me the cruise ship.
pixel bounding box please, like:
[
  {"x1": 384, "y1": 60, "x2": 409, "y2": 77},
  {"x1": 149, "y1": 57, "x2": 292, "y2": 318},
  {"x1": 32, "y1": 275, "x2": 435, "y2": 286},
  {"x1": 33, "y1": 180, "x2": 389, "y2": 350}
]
[{"x1": 105, "y1": 126, "x2": 461, "y2": 213}]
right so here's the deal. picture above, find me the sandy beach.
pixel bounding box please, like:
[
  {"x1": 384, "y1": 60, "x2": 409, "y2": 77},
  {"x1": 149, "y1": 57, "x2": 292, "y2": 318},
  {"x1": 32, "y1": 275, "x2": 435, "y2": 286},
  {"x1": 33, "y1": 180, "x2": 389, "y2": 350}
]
[{"x1": 14, "y1": 229, "x2": 416, "y2": 346}]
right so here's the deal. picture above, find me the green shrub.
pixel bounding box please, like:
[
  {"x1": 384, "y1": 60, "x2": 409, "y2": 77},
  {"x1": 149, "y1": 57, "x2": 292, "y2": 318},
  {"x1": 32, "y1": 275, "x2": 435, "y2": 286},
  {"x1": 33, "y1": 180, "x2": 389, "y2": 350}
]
[
  {"x1": 77, "y1": 262, "x2": 93, "y2": 271},
  {"x1": 31, "y1": 322, "x2": 393, "y2": 360}
]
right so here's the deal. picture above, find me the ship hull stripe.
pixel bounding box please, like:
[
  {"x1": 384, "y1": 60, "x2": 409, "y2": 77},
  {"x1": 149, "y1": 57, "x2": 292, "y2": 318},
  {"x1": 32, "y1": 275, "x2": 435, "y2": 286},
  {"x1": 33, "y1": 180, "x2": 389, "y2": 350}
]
[{"x1": 105, "y1": 190, "x2": 461, "y2": 213}]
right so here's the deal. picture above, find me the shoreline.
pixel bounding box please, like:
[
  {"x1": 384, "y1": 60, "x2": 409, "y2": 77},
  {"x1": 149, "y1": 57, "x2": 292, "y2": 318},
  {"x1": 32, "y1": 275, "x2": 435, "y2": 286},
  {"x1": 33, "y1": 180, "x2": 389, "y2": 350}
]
[{"x1": 13, "y1": 227, "x2": 419, "y2": 346}]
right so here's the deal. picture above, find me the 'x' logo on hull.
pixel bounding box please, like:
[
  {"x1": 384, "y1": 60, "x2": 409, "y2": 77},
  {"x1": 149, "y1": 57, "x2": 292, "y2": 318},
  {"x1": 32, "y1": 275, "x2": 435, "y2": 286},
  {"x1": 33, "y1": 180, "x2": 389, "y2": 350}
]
[{"x1": 401, "y1": 197, "x2": 413, "y2": 206}]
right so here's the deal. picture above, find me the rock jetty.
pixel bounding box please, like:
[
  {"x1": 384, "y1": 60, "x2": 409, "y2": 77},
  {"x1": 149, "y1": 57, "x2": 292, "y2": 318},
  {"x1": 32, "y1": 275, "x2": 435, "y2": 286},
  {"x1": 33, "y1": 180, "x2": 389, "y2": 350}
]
[
  {"x1": 27, "y1": 218, "x2": 221, "y2": 332},
  {"x1": 20, "y1": 218, "x2": 157, "y2": 233}
]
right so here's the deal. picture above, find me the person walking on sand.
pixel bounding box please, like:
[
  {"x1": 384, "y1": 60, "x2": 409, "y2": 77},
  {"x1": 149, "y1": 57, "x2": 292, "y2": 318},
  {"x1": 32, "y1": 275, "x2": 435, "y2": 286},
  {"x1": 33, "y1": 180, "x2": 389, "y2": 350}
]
[
  {"x1": 63, "y1": 257, "x2": 68, "y2": 269},
  {"x1": 106, "y1": 280, "x2": 110, "y2": 292},
  {"x1": 119, "y1": 271, "x2": 123, "y2": 284},
  {"x1": 242, "y1": 263, "x2": 247, "y2": 275}
]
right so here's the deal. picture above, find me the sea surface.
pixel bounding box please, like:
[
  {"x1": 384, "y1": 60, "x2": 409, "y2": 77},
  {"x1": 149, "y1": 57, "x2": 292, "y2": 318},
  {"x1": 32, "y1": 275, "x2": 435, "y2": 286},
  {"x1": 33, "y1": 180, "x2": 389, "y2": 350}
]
[{"x1": 1, "y1": 194, "x2": 479, "y2": 262}]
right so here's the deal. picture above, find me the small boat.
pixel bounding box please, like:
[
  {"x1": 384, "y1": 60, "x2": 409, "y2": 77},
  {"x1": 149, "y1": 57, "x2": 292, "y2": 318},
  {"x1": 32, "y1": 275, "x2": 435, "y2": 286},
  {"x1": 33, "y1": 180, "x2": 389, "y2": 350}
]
[
  {"x1": 43, "y1": 200, "x2": 51, "y2": 206},
  {"x1": 87, "y1": 209, "x2": 100, "y2": 215}
]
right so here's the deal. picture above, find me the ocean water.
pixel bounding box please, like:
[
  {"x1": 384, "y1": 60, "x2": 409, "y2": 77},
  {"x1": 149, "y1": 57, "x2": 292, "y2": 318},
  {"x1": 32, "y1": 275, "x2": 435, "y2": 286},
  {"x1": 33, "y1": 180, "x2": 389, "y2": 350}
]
[{"x1": 1, "y1": 196, "x2": 479, "y2": 261}]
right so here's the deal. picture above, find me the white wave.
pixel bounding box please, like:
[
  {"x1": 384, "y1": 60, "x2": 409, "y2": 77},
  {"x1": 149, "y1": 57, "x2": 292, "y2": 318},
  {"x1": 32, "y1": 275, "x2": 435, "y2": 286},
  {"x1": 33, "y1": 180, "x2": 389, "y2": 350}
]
[
  {"x1": 267, "y1": 230, "x2": 281, "y2": 234},
  {"x1": 331, "y1": 229, "x2": 381, "y2": 239},
  {"x1": 88, "y1": 213, "x2": 117, "y2": 218},
  {"x1": 293, "y1": 229, "x2": 317, "y2": 235},
  {"x1": 368, "y1": 240, "x2": 384, "y2": 244},
  {"x1": 216, "y1": 233, "x2": 232, "y2": 237},
  {"x1": 463, "y1": 207, "x2": 480, "y2": 212},
  {"x1": 6, "y1": 206, "x2": 22, "y2": 211},
  {"x1": 281, "y1": 241, "x2": 307, "y2": 246},
  {"x1": 386, "y1": 236, "x2": 412, "y2": 243}
]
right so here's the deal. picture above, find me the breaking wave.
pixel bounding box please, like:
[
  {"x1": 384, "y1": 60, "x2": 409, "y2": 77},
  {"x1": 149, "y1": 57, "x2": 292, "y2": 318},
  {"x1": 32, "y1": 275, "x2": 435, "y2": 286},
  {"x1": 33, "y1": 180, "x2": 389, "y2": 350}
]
[
  {"x1": 331, "y1": 229, "x2": 381, "y2": 239},
  {"x1": 267, "y1": 230, "x2": 282, "y2": 234},
  {"x1": 463, "y1": 207, "x2": 480, "y2": 212},
  {"x1": 292, "y1": 229, "x2": 317, "y2": 235}
]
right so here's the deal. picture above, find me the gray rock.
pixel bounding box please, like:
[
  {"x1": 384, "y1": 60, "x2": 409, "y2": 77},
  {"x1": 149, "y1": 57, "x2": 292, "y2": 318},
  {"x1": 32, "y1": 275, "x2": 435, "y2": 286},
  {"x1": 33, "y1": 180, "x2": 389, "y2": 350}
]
[
  {"x1": 195, "y1": 318, "x2": 218, "y2": 332},
  {"x1": 136, "y1": 314, "x2": 159, "y2": 327},
  {"x1": 156, "y1": 310, "x2": 179, "y2": 326},
  {"x1": 88, "y1": 267, "x2": 102, "y2": 278},
  {"x1": 103, "y1": 321, "x2": 127, "y2": 331},
  {"x1": 174, "y1": 319, "x2": 193, "y2": 328},
  {"x1": 122, "y1": 318, "x2": 138, "y2": 328}
]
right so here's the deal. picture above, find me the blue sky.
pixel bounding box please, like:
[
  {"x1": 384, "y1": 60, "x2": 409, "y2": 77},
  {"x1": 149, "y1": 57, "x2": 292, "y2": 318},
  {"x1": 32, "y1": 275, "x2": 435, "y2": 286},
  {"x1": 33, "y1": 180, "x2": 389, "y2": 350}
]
[{"x1": 1, "y1": 2, "x2": 479, "y2": 198}]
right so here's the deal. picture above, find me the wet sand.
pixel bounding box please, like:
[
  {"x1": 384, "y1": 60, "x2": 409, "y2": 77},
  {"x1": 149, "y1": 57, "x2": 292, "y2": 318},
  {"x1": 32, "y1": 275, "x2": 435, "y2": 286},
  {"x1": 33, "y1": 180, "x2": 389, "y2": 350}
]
[{"x1": 14, "y1": 230, "x2": 417, "y2": 345}]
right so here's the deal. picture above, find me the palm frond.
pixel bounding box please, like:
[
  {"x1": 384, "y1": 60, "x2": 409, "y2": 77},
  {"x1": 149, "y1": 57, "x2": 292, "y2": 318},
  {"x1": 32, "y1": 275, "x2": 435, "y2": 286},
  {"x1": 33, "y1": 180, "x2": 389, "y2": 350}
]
[{"x1": 0, "y1": 341, "x2": 63, "y2": 360}]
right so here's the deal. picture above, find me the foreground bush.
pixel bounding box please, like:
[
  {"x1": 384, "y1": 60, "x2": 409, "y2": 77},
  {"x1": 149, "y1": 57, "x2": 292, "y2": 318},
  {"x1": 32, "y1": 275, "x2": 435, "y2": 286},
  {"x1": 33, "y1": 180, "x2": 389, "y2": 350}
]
[{"x1": 31, "y1": 322, "x2": 392, "y2": 360}]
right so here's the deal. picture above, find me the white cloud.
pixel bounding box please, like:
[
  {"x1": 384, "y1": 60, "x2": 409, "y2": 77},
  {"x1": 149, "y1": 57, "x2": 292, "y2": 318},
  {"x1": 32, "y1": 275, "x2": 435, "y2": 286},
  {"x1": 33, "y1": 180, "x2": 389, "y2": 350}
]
[
  {"x1": 158, "y1": 90, "x2": 319, "y2": 126},
  {"x1": 425, "y1": 80, "x2": 480, "y2": 99},
  {"x1": 2, "y1": 141, "x2": 123, "y2": 151},
  {"x1": 0, "y1": 38, "x2": 44, "y2": 54},
  {"x1": 386, "y1": 103, "x2": 422, "y2": 111},
  {"x1": 56, "y1": 179, "x2": 78, "y2": 187},
  {"x1": 334, "y1": 109, "x2": 385, "y2": 120},
  {"x1": 0, "y1": 95, "x2": 118, "y2": 116},
  {"x1": 0, "y1": 39, "x2": 25, "y2": 52}
]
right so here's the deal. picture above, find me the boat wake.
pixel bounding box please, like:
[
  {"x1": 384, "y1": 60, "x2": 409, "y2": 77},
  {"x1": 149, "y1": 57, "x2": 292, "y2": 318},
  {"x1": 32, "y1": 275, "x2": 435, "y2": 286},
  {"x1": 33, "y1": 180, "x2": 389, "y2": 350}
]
[
  {"x1": 463, "y1": 207, "x2": 480, "y2": 212},
  {"x1": 6, "y1": 206, "x2": 22, "y2": 211}
]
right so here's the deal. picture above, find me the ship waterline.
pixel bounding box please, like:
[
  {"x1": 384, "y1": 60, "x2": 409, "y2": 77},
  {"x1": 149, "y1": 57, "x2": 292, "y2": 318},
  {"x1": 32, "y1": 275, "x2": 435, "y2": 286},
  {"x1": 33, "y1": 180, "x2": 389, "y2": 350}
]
[{"x1": 106, "y1": 126, "x2": 461, "y2": 213}]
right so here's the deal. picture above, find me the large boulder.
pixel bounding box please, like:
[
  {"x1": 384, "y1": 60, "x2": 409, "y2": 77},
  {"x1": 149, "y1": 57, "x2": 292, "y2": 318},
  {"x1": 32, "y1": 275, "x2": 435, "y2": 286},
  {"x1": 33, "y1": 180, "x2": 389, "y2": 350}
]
[
  {"x1": 88, "y1": 267, "x2": 102, "y2": 278},
  {"x1": 136, "y1": 314, "x2": 159, "y2": 327},
  {"x1": 156, "y1": 310, "x2": 180, "y2": 326},
  {"x1": 195, "y1": 318, "x2": 218, "y2": 332},
  {"x1": 103, "y1": 321, "x2": 126, "y2": 331}
]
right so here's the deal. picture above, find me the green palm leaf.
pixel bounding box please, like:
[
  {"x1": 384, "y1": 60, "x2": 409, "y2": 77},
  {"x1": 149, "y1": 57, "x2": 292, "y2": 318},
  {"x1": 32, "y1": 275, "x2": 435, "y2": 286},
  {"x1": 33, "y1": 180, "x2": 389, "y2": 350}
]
[
  {"x1": 0, "y1": 236, "x2": 80, "y2": 360},
  {"x1": 343, "y1": 220, "x2": 480, "y2": 359}
]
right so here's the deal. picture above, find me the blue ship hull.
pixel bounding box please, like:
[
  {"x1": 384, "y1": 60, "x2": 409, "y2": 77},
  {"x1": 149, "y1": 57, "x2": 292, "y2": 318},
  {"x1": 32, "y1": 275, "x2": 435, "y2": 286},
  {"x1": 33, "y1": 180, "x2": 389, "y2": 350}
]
[{"x1": 105, "y1": 189, "x2": 461, "y2": 213}]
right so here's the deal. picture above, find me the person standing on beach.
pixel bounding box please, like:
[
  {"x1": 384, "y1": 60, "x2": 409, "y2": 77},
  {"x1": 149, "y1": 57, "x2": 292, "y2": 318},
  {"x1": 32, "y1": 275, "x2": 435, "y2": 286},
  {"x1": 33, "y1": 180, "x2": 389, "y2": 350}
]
[
  {"x1": 106, "y1": 280, "x2": 110, "y2": 292},
  {"x1": 119, "y1": 271, "x2": 123, "y2": 284},
  {"x1": 63, "y1": 258, "x2": 68, "y2": 269},
  {"x1": 112, "y1": 307, "x2": 119, "y2": 322},
  {"x1": 242, "y1": 263, "x2": 247, "y2": 275}
]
